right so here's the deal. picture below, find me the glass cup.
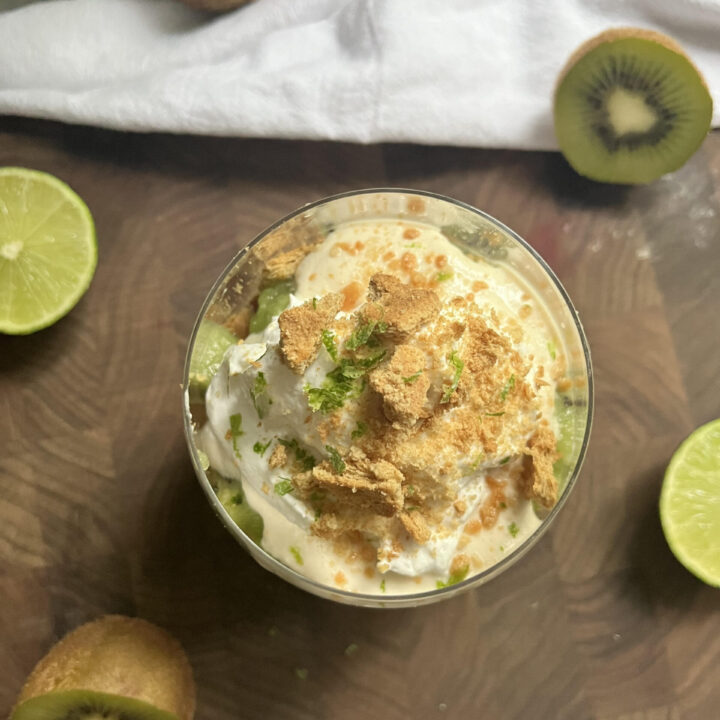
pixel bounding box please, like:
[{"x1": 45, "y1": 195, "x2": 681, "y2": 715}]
[{"x1": 182, "y1": 189, "x2": 593, "y2": 608}]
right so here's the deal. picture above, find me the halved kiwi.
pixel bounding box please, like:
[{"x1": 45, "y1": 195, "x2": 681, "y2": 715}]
[
  {"x1": 11, "y1": 616, "x2": 195, "y2": 720},
  {"x1": 177, "y1": 0, "x2": 252, "y2": 10},
  {"x1": 554, "y1": 28, "x2": 713, "y2": 184}
]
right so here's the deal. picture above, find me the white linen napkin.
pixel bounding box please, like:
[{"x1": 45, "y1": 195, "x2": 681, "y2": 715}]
[{"x1": 0, "y1": 0, "x2": 718, "y2": 149}]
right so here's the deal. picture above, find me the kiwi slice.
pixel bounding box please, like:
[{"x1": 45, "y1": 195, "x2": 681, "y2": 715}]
[
  {"x1": 188, "y1": 320, "x2": 237, "y2": 402},
  {"x1": 554, "y1": 28, "x2": 713, "y2": 184},
  {"x1": 248, "y1": 279, "x2": 293, "y2": 335},
  {"x1": 11, "y1": 616, "x2": 195, "y2": 720}
]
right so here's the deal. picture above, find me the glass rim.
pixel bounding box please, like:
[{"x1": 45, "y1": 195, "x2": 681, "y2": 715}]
[{"x1": 182, "y1": 187, "x2": 594, "y2": 607}]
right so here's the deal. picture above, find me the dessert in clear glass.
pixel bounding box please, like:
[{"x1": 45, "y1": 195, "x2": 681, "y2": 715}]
[{"x1": 183, "y1": 189, "x2": 593, "y2": 608}]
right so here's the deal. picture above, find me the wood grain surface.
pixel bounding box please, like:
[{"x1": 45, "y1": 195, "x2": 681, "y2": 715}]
[{"x1": 1, "y1": 117, "x2": 718, "y2": 720}]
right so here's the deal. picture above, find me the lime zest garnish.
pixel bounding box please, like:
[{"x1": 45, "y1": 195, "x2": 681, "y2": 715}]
[
  {"x1": 485, "y1": 411, "x2": 505, "y2": 417},
  {"x1": 500, "y1": 374, "x2": 516, "y2": 401},
  {"x1": 441, "y1": 351, "x2": 464, "y2": 403},
  {"x1": 229, "y1": 413, "x2": 244, "y2": 458},
  {"x1": 351, "y1": 421, "x2": 368, "y2": 439},
  {"x1": 290, "y1": 546, "x2": 304, "y2": 565},
  {"x1": 250, "y1": 371, "x2": 269, "y2": 419},
  {"x1": 499, "y1": 456, "x2": 511, "y2": 465},
  {"x1": 253, "y1": 439, "x2": 272, "y2": 456},
  {"x1": 305, "y1": 352, "x2": 384, "y2": 414},
  {"x1": 436, "y1": 565, "x2": 469, "y2": 589},
  {"x1": 436, "y1": 270, "x2": 453, "y2": 282},
  {"x1": 402, "y1": 371, "x2": 422, "y2": 384},
  {"x1": 380, "y1": 578, "x2": 386, "y2": 593},
  {"x1": 321, "y1": 329, "x2": 338, "y2": 361},
  {"x1": 548, "y1": 340, "x2": 557, "y2": 360},
  {"x1": 325, "y1": 445, "x2": 346, "y2": 474},
  {"x1": 274, "y1": 478, "x2": 294, "y2": 496},
  {"x1": 278, "y1": 438, "x2": 317, "y2": 471},
  {"x1": 509, "y1": 522, "x2": 519, "y2": 537},
  {"x1": 346, "y1": 318, "x2": 388, "y2": 351}
]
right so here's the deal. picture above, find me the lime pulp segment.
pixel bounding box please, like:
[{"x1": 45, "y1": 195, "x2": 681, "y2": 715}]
[
  {"x1": 0, "y1": 167, "x2": 96, "y2": 334},
  {"x1": 660, "y1": 419, "x2": 720, "y2": 587}
]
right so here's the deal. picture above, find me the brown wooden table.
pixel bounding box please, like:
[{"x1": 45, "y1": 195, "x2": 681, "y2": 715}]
[{"x1": 1, "y1": 117, "x2": 718, "y2": 720}]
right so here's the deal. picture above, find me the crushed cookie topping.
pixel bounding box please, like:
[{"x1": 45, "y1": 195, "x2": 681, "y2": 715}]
[
  {"x1": 368, "y1": 344, "x2": 429, "y2": 427},
  {"x1": 264, "y1": 246, "x2": 313, "y2": 281},
  {"x1": 519, "y1": 425, "x2": 558, "y2": 507},
  {"x1": 293, "y1": 447, "x2": 404, "y2": 518},
  {"x1": 272, "y1": 266, "x2": 558, "y2": 572},
  {"x1": 268, "y1": 444, "x2": 287, "y2": 469},
  {"x1": 278, "y1": 292, "x2": 343, "y2": 373},
  {"x1": 399, "y1": 509, "x2": 431, "y2": 544},
  {"x1": 362, "y1": 272, "x2": 441, "y2": 339}
]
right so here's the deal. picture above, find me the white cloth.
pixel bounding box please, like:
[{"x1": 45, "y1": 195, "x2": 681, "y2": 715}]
[{"x1": 0, "y1": 0, "x2": 718, "y2": 150}]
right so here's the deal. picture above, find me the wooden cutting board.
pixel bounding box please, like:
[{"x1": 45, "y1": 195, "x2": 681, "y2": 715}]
[{"x1": 1, "y1": 117, "x2": 718, "y2": 720}]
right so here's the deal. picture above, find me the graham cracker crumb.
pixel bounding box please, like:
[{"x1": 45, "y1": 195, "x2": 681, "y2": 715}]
[
  {"x1": 278, "y1": 293, "x2": 342, "y2": 374},
  {"x1": 368, "y1": 344, "x2": 429, "y2": 427},
  {"x1": 363, "y1": 273, "x2": 440, "y2": 339},
  {"x1": 519, "y1": 426, "x2": 558, "y2": 507},
  {"x1": 268, "y1": 444, "x2": 288, "y2": 469},
  {"x1": 399, "y1": 510, "x2": 431, "y2": 544},
  {"x1": 223, "y1": 307, "x2": 251, "y2": 339},
  {"x1": 294, "y1": 447, "x2": 404, "y2": 518},
  {"x1": 450, "y1": 553, "x2": 470, "y2": 575},
  {"x1": 264, "y1": 246, "x2": 312, "y2": 281},
  {"x1": 479, "y1": 476, "x2": 507, "y2": 529}
]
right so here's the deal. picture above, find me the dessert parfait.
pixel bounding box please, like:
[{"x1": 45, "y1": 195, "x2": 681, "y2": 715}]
[{"x1": 184, "y1": 191, "x2": 592, "y2": 606}]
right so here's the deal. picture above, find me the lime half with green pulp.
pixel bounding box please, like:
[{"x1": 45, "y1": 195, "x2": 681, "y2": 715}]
[
  {"x1": 0, "y1": 167, "x2": 97, "y2": 334},
  {"x1": 660, "y1": 419, "x2": 720, "y2": 587}
]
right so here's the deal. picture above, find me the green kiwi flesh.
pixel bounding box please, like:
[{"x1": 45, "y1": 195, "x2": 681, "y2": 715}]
[
  {"x1": 212, "y1": 469, "x2": 264, "y2": 544},
  {"x1": 554, "y1": 31, "x2": 713, "y2": 184},
  {"x1": 188, "y1": 320, "x2": 237, "y2": 402},
  {"x1": 12, "y1": 690, "x2": 179, "y2": 720}
]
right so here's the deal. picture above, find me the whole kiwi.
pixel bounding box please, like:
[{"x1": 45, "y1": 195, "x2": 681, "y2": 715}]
[{"x1": 11, "y1": 615, "x2": 195, "y2": 720}]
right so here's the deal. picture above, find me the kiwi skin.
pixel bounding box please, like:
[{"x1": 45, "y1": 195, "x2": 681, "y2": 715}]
[
  {"x1": 178, "y1": 0, "x2": 253, "y2": 10},
  {"x1": 554, "y1": 27, "x2": 710, "y2": 95},
  {"x1": 554, "y1": 27, "x2": 713, "y2": 184},
  {"x1": 11, "y1": 616, "x2": 195, "y2": 720}
]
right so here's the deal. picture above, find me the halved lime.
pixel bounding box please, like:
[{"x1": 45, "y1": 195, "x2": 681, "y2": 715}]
[
  {"x1": 0, "y1": 167, "x2": 97, "y2": 334},
  {"x1": 660, "y1": 419, "x2": 720, "y2": 587}
]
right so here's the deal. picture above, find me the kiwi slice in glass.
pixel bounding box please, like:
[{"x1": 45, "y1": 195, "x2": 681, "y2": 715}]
[
  {"x1": 11, "y1": 616, "x2": 195, "y2": 720},
  {"x1": 188, "y1": 320, "x2": 238, "y2": 403},
  {"x1": 554, "y1": 28, "x2": 713, "y2": 184}
]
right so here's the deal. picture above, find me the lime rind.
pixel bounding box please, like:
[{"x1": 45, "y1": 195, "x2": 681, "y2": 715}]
[
  {"x1": 660, "y1": 419, "x2": 720, "y2": 587},
  {"x1": 0, "y1": 167, "x2": 97, "y2": 334}
]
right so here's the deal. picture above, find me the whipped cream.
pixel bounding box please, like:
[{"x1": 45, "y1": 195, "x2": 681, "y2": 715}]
[{"x1": 198, "y1": 219, "x2": 562, "y2": 595}]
